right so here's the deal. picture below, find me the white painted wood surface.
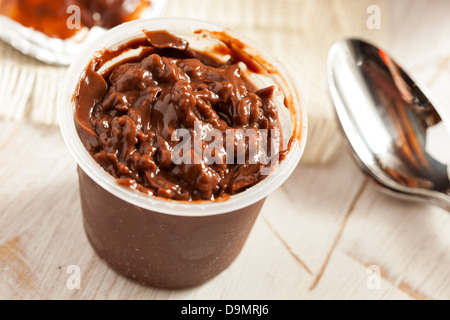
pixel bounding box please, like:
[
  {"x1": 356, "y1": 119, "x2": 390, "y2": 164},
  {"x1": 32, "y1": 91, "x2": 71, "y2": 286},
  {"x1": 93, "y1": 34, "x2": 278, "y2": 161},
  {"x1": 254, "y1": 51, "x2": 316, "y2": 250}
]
[{"x1": 0, "y1": 0, "x2": 449, "y2": 300}]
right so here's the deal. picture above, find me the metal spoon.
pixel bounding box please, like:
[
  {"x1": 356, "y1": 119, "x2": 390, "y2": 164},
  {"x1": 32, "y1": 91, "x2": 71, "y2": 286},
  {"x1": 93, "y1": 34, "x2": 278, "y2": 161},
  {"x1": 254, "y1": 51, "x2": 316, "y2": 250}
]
[{"x1": 327, "y1": 38, "x2": 450, "y2": 211}]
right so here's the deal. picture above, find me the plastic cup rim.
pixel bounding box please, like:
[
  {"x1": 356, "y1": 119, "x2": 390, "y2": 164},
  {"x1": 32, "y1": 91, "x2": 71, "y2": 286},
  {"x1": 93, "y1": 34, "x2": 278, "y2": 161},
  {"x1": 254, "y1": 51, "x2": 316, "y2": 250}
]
[{"x1": 58, "y1": 17, "x2": 308, "y2": 217}]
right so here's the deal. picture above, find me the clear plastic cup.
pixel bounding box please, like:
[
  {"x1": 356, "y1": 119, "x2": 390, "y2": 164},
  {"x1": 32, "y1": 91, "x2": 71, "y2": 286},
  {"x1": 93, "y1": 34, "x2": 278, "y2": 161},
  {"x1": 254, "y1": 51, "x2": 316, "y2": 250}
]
[{"x1": 58, "y1": 18, "x2": 307, "y2": 288}]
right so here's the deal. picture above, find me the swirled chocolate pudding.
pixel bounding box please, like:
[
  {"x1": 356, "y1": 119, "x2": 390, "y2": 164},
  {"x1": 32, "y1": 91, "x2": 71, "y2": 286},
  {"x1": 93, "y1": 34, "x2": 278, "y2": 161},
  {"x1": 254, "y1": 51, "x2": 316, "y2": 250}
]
[{"x1": 74, "y1": 30, "x2": 285, "y2": 201}]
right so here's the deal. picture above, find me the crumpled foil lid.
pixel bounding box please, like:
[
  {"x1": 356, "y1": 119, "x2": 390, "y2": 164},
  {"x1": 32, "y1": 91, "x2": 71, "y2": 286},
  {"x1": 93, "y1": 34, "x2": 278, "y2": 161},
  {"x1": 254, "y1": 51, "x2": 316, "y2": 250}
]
[{"x1": 0, "y1": 0, "x2": 167, "y2": 65}]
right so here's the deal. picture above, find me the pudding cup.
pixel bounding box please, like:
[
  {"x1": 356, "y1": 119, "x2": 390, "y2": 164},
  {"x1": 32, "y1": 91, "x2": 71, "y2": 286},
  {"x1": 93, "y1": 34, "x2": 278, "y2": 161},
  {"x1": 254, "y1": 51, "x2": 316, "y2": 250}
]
[{"x1": 58, "y1": 18, "x2": 307, "y2": 288}]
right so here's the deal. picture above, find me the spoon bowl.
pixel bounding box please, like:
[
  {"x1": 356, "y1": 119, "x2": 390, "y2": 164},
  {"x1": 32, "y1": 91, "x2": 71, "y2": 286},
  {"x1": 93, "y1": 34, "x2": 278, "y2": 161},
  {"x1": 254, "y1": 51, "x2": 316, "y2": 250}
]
[{"x1": 328, "y1": 38, "x2": 450, "y2": 211}]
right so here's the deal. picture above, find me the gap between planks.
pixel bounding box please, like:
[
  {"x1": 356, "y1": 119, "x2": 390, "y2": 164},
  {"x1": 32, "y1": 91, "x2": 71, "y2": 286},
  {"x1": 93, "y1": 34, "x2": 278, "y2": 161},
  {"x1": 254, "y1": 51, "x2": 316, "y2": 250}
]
[
  {"x1": 262, "y1": 217, "x2": 313, "y2": 276},
  {"x1": 308, "y1": 178, "x2": 370, "y2": 291},
  {"x1": 344, "y1": 252, "x2": 431, "y2": 300}
]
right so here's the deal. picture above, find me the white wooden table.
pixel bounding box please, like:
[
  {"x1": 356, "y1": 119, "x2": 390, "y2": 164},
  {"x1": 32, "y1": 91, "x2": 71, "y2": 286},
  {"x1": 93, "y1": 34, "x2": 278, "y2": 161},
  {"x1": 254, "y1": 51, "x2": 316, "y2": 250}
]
[{"x1": 0, "y1": 0, "x2": 449, "y2": 300}]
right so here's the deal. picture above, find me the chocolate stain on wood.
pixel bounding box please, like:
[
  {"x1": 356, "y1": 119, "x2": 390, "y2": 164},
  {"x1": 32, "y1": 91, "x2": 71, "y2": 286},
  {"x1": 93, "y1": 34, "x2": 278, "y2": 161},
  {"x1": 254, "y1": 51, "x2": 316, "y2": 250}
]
[
  {"x1": 0, "y1": 236, "x2": 41, "y2": 297},
  {"x1": 397, "y1": 281, "x2": 430, "y2": 300}
]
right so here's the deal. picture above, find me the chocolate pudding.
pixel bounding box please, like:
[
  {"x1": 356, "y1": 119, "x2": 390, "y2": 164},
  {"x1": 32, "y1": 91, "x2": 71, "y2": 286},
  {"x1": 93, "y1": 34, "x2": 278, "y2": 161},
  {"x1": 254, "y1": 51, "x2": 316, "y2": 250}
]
[
  {"x1": 0, "y1": 0, "x2": 151, "y2": 39},
  {"x1": 59, "y1": 20, "x2": 304, "y2": 288},
  {"x1": 74, "y1": 30, "x2": 284, "y2": 201}
]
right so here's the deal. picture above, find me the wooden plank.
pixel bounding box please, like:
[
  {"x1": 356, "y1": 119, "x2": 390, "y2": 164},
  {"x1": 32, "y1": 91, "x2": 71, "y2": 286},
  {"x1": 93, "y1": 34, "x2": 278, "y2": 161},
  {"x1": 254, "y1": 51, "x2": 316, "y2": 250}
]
[
  {"x1": 337, "y1": 184, "x2": 450, "y2": 300},
  {"x1": 0, "y1": 118, "x2": 24, "y2": 150},
  {"x1": 307, "y1": 250, "x2": 412, "y2": 300},
  {"x1": 262, "y1": 146, "x2": 366, "y2": 277}
]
